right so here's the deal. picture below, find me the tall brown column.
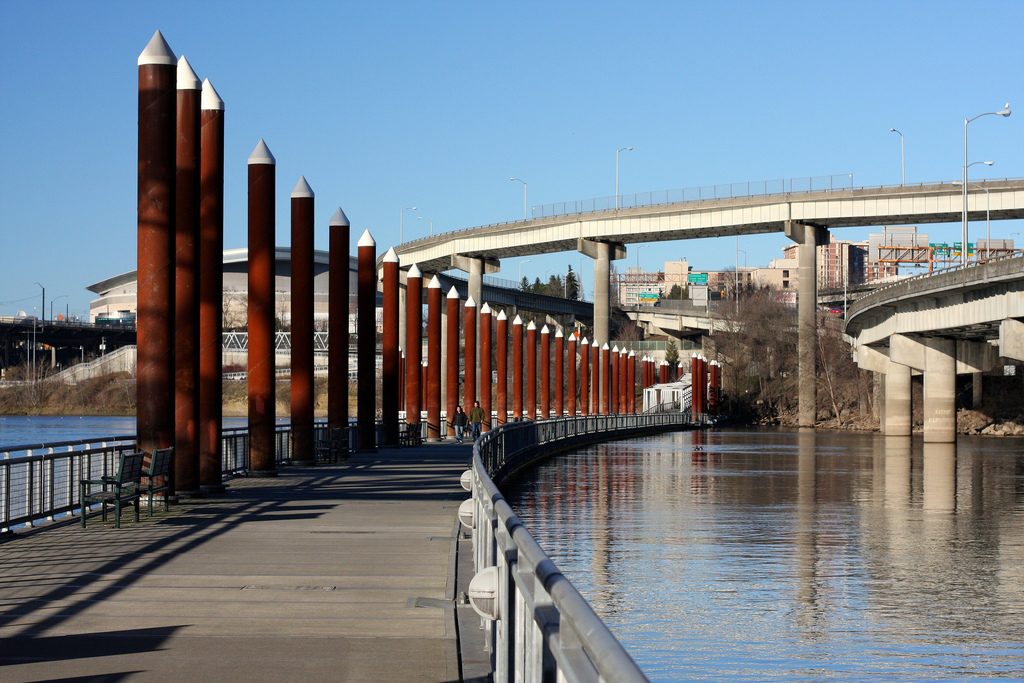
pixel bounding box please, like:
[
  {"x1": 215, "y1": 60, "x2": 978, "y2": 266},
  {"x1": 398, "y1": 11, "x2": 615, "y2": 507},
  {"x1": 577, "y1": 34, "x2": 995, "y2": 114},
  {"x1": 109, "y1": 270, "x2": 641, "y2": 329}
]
[
  {"x1": 290, "y1": 176, "x2": 315, "y2": 462},
  {"x1": 627, "y1": 350, "x2": 636, "y2": 413},
  {"x1": 526, "y1": 321, "x2": 537, "y2": 420},
  {"x1": 619, "y1": 348, "x2": 628, "y2": 414},
  {"x1": 496, "y1": 310, "x2": 507, "y2": 426},
  {"x1": 328, "y1": 208, "x2": 350, "y2": 433},
  {"x1": 600, "y1": 343, "x2": 610, "y2": 415},
  {"x1": 137, "y1": 31, "x2": 176, "y2": 463},
  {"x1": 426, "y1": 276, "x2": 442, "y2": 440},
  {"x1": 539, "y1": 325, "x2": 550, "y2": 419},
  {"x1": 198, "y1": 78, "x2": 224, "y2": 495},
  {"x1": 381, "y1": 247, "x2": 400, "y2": 447},
  {"x1": 464, "y1": 297, "x2": 477, "y2": 410},
  {"x1": 677, "y1": 361, "x2": 685, "y2": 381},
  {"x1": 405, "y1": 264, "x2": 422, "y2": 427},
  {"x1": 512, "y1": 315, "x2": 523, "y2": 419},
  {"x1": 399, "y1": 350, "x2": 405, "y2": 412},
  {"x1": 356, "y1": 229, "x2": 377, "y2": 452},
  {"x1": 690, "y1": 354, "x2": 699, "y2": 421},
  {"x1": 591, "y1": 341, "x2": 600, "y2": 415},
  {"x1": 420, "y1": 360, "x2": 428, "y2": 415},
  {"x1": 247, "y1": 139, "x2": 276, "y2": 476},
  {"x1": 579, "y1": 337, "x2": 589, "y2": 416},
  {"x1": 610, "y1": 345, "x2": 619, "y2": 415},
  {"x1": 446, "y1": 286, "x2": 460, "y2": 436},
  {"x1": 554, "y1": 328, "x2": 564, "y2": 417},
  {"x1": 480, "y1": 303, "x2": 492, "y2": 432},
  {"x1": 174, "y1": 55, "x2": 200, "y2": 496},
  {"x1": 567, "y1": 332, "x2": 577, "y2": 417},
  {"x1": 660, "y1": 360, "x2": 669, "y2": 384},
  {"x1": 708, "y1": 360, "x2": 719, "y2": 415}
]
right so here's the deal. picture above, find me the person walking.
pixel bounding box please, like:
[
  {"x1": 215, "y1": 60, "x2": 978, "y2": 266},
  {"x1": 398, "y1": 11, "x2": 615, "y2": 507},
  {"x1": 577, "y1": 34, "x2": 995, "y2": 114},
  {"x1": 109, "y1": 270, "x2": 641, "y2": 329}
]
[
  {"x1": 452, "y1": 404, "x2": 468, "y2": 443},
  {"x1": 468, "y1": 400, "x2": 485, "y2": 441}
]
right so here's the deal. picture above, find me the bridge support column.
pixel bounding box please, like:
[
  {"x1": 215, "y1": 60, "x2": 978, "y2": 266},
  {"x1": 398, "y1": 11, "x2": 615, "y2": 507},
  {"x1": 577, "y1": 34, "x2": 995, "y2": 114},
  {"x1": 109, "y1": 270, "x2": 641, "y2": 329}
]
[
  {"x1": 891, "y1": 333, "x2": 955, "y2": 443},
  {"x1": 290, "y1": 177, "x2": 316, "y2": 462},
  {"x1": 785, "y1": 221, "x2": 829, "y2": 428},
  {"x1": 578, "y1": 239, "x2": 626, "y2": 351},
  {"x1": 884, "y1": 360, "x2": 912, "y2": 437},
  {"x1": 426, "y1": 276, "x2": 442, "y2": 441},
  {"x1": 999, "y1": 319, "x2": 1024, "y2": 361}
]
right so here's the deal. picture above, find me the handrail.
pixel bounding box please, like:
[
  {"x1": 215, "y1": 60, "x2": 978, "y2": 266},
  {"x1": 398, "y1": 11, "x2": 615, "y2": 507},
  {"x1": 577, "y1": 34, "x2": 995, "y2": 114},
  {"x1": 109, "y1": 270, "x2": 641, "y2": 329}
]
[{"x1": 467, "y1": 413, "x2": 691, "y2": 682}]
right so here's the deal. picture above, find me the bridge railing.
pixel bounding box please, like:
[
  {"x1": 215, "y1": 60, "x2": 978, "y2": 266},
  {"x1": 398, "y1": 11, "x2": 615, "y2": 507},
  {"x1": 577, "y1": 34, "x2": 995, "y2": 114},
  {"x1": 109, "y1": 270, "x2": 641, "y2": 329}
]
[{"x1": 468, "y1": 413, "x2": 690, "y2": 682}]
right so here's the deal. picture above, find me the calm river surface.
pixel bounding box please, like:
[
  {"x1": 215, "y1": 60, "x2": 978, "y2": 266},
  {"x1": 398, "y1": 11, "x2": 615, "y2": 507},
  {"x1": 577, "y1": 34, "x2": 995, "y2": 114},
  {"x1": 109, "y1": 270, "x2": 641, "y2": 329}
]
[
  {"x1": 504, "y1": 429, "x2": 1024, "y2": 681},
  {"x1": 0, "y1": 415, "x2": 253, "y2": 449}
]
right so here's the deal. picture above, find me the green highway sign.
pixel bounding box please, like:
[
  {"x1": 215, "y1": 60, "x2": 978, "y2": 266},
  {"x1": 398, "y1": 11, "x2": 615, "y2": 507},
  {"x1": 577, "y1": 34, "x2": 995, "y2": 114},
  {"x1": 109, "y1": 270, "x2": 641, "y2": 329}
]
[{"x1": 687, "y1": 273, "x2": 708, "y2": 284}]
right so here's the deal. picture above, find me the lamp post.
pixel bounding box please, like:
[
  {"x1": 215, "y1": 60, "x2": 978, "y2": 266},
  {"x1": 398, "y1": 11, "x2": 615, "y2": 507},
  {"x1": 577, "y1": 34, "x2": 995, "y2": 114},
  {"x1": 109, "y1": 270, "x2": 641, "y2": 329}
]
[
  {"x1": 963, "y1": 103, "x2": 1011, "y2": 265},
  {"x1": 416, "y1": 215, "x2": 433, "y2": 237},
  {"x1": 889, "y1": 127, "x2": 905, "y2": 184},
  {"x1": 518, "y1": 259, "x2": 533, "y2": 288},
  {"x1": 399, "y1": 206, "x2": 417, "y2": 244},
  {"x1": 615, "y1": 146, "x2": 634, "y2": 209},
  {"x1": 34, "y1": 282, "x2": 44, "y2": 321},
  {"x1": 955, "y1": 160, "x2": 995, "y2": 262},
  {"x1": 509, "y1": 177, "x2": 527, "y2": 219},
  {"x1": 50, "y1": 294, "x2": 68, "y2": 321}
]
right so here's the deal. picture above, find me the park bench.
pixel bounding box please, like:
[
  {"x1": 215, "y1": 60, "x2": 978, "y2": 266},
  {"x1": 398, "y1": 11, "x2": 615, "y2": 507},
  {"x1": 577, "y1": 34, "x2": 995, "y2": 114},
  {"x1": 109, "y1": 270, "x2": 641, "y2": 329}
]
[
  {"x1": 142, "y1": 447, "x2": 174, "y2": 516},
  {"x1": 80, "y1": 450, "x2": 145, "y2": 528},
  {"x1": 399, "y1": 423, "x2": 423, "y2": 447},
  {"x1": 315, "y1": 427, "x2": 349, "y2": 464}
]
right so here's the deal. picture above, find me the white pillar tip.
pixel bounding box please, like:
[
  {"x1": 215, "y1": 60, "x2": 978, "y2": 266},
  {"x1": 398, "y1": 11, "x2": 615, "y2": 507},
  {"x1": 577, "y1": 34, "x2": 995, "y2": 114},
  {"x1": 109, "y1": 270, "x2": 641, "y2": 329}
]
[
  {"x1": 357, "y1": 229, "x2": 376, "y2": 248},
  {"x1": 480, "y1": 302, "x2": 491, "y2": 314},
  {"x1": 497, "y1": 310, "x2": 507, "y2": 320},
  {"x1": 291, "y1": 176, "x2": 314, "y2": 199},
  {"x1": 447, "y1": 286, "x2": 460, "y2": 299},
  {"x1": 138, "y1": 30, "x2": 176, "y2": 66},
  {"x1": 407, "y1": 263, "x2": 422, "y2": 278},
  {"x1": 329, "y1": 207, "x2": 350, "y2": 228},
  {"x1": 465, "y1": 296, "x2": 477, "y2": 307},
  {"x1": 581, "y1": 336, "x2": 589, "y2": 345},
  {"x1": 512, "y1": 315, "x2": 523, "y2": 325},
  {"x1": 527, "y1": 320, "x2": 537, "y2": 330},
  {"x1": 176, "y1": 56, "x2": 200, "y2": 90},
  {"x1": 383, "y1": 247, "x2": 400, "y2": 264},
  {"x1": 248, "y1": 139, "x2": 275, "y2": 165},
  {"x1": 554, "y1": 328, "x2": 563, "y2": 338},
  {"x1": 201, "y1": 79, "x2": 224, "y2": 111},
  {"x1": 428, "y1": 275, "x2": 442, "y2": 289}
]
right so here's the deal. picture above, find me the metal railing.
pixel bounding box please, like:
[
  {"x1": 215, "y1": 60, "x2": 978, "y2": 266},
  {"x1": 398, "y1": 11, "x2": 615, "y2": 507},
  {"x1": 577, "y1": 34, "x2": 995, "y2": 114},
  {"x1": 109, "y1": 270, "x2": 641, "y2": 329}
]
[{"x1": 467, "y1": 413, "x2": 690, "y2": 682}]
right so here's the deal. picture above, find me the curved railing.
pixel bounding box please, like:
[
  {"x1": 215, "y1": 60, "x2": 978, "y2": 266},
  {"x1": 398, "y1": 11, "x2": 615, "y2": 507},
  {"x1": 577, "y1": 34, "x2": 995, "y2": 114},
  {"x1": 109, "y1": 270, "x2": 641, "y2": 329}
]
[{"x1": 465, "y1": 413, "x2": 690, "y2": 682}]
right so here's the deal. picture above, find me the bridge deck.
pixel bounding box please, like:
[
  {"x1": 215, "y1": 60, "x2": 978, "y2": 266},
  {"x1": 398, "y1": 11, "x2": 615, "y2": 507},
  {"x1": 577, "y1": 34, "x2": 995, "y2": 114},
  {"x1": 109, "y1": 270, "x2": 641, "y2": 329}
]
[{"x1": 0, "y1": 444, "x2": 483, "y2": 682}]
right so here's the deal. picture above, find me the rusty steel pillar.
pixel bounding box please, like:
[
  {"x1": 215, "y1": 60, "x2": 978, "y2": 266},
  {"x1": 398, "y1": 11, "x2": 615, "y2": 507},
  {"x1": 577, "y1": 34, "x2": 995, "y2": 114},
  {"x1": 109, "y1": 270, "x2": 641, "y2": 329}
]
[
  {"x1": 496, "y1": 309, "x2": 508, "y2": 426},
  {"x1": 554, "y1": 328, "x2": 564, "y2": 417},
  {"x1": 567, "y1": 332, "x2": 577, "y2": 416},
  {"x1": 173, "y1": 55, "x2": 200, "y2": 496},
  {"x1": 426, "y1": 276, "x2": 442, "y2": 440},
  {"x1": 539, "y1": 325, "x2": 550, "y2": 419},
  {"x1": 690, "y1": 354, "x2": 699, "y2": 421},
  {"x1": 328, "y1": 208, "x2": 350, "y2": 434},
  {"x1": 591, "y1": 341, "x2": 600, "y2": 415},
  {"x1": 677, "y1": 361, "x2": 685, "y2": 381},
  {"x1": 290, "y1": 176, "x2": 315, "y2": 463},
  {"x1": 247, "y1": 139, "x2": 277, "y2": 476},
  {"x1": 480, "y1": 303, "x2": 492, "y2": 431},
  {"x1": 381, "y1": 247, "x2": 400, "y2": 447},
  {"x1": 526, "y1": 321, "x2": 537, "y2": 420},
  {"x1": 579, "y1": 337, "x2": 589, "y2": 416},
  {"x1": 619, "y1": 348, "x2": 628, "y2": 414},
  {"x1": 197, "y1": 78, "x2": 224, "y2": 495},
  {"x1": 464, "y1": 297, "x2": 477, "y2": 411},
  {"x1": 137, "y1": 31, "x2": 176, "y2": 465},
  {"x1": 356, "y1": 230, "x2": 377, "y2": 452},
  {"x1": 627, "y1": 349, "x2": 636, "y2": 413},
  {"x1": 405, "y1": 264, "x2": 422, "y2": 427},
  {"x1": 659, "y1": 359, "x2": 668, "y2": 385},
  {"x1": 708, "y1": 360, "x2": 719, "y2": 415},
  {"x1": 445, "y1": 287, "x2": 460, "y2": 436},
  {"x1": 512, "y1": 315, "x2": 523, "y2": 419},
  {"x1": 610, "y1": 345, "x2": 619, "y2": 415},
  {"x1": 599, "y1": 343, "x2": 610, "y2": 415}
]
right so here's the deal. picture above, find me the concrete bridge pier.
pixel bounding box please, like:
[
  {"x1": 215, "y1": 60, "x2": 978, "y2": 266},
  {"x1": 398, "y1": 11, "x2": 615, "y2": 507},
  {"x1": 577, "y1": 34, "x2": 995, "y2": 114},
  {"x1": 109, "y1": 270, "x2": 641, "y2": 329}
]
[
  {"x1": 451, "y1": 254, "x2": 499, "y2": 397},
  {"x1": 785, "y1": 221, "x2": 829, "y2": 428},
  {"x1": 890, "y1": 334, "x2": 955, "y2": 443},
  {"x1": 578, "y1": 238, "x2": 626, "y2": 347},
  {"x1": 885, "y1": 360, "x2": 912, "y2": 437}
]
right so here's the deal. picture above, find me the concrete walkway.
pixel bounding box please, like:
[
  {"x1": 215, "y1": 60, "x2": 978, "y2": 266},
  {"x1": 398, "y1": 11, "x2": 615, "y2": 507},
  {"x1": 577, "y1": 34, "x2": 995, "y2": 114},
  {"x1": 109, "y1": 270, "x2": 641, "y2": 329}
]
[{"x1": 0, "y1": 443, "x2": 485, "y2": 682}]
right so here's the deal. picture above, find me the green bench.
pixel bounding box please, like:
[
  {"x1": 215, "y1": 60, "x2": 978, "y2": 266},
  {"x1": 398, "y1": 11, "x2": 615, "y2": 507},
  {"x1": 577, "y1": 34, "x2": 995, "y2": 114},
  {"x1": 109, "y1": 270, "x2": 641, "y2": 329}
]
[
  {"x1": 80, "y1": 450, "x2": 145, "y2": 528},
  {"x1": 142, "y1": 447, "x2": 174, "y2": 516}
]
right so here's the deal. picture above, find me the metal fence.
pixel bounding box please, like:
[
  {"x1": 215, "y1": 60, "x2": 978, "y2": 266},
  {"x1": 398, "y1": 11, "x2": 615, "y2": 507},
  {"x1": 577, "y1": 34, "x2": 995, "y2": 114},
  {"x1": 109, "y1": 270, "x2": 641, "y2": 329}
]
[{"x1": 467, "y1": 412, "x2": 690, "y2": 682}]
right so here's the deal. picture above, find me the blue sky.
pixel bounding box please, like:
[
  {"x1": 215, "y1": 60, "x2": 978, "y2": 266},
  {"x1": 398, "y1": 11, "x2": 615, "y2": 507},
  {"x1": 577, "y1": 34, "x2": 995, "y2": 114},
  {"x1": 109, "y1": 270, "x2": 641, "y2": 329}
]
[{"x1": 2, "y1": 0, "x2": 1023, "y2": 317}]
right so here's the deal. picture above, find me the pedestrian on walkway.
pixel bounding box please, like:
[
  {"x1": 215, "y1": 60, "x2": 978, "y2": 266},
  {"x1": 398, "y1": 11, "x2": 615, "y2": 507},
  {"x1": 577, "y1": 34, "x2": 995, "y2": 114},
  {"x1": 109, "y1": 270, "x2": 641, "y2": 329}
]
[
  {"x1": 452, "y1": 404, "x2": 468, "y2": 443},
  {"x1": 468, "y1": 400, "x2": 485, "y2": 441}
]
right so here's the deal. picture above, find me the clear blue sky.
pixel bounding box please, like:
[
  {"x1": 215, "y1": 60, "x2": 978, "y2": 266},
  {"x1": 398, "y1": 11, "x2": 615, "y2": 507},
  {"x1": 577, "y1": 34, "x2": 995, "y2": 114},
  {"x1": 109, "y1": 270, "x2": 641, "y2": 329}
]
[{"x1": 2, "y1": 0, "x2": 1023, "y2": 317}]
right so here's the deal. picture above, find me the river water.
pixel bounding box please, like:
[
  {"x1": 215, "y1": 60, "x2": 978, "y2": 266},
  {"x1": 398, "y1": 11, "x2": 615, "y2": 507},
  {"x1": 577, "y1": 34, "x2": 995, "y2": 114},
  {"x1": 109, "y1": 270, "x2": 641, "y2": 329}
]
[
  {"x1": 0, "y1": 415, "x2": 254, "y2": 449},
  {"x1": 504, "y1": 429, "x2": 1024, "y2": 681}
]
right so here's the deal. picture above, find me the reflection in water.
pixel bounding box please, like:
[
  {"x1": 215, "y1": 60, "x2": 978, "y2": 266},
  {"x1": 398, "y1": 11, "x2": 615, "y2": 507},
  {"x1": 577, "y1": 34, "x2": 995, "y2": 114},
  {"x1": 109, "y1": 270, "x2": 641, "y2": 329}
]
[{"x1": 504, "y1": 429, "x2": 1024, "y2": 682}]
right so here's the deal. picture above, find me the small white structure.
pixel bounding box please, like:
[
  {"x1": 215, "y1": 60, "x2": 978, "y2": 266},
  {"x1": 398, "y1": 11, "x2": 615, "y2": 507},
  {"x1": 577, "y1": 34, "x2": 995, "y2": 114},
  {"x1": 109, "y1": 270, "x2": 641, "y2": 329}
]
[{"x1": 642, "y1": 375, "x2": 692, "y2": 413}]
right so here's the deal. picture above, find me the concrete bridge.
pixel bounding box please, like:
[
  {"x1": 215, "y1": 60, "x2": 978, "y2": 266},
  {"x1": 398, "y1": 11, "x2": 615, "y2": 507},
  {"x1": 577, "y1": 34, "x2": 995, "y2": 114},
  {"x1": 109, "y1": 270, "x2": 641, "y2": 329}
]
[{"x1": 846, "y1": 254, "x2": 1024, "y2": 442}]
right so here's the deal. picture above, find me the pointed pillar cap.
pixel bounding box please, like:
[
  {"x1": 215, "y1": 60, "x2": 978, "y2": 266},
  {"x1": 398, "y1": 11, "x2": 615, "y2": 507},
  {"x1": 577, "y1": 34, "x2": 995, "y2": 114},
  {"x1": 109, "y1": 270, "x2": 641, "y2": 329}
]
[
  {"x1": 330, "y1": 207, "x2": 350, "y2": 227},
  {"x1": 383, "y1": 247, "x2": 399, "y2": 264},
  {"x1": 428, "y1": 275, "x2": 442, "y2": 289},
  {"x1": 581, "y1": 336, "x2": 590, "y2": 345},
  {"x1": 248, "y1": 139, "x2": 275, "y2": 165},
  {"x1": 138, "y1": 30, "x2": 176, "y2": 66},
  {"x1": 480, "y1": 302, "x2": 491, "y2": 314},
  {"x1": 177, "y1": 56, "x2": 200, "y2": 90},
  {"x1": 555, "y1": 327, "x2": 563, "y2": 338},
  {"x1": 612, "y1": 344, "x2": 619, "y2": 353},
  {"x1": 201, "y1": 78, "x2": 224, "y2": 110},
  {"x1": 602, "y1": 343, "x2": 610, "y2": 350},
  {"x1": 465, "y1": 296, "x2": 477, "y2": 307},
  {"x1": 407, "y1": 263, "x2": 422, "y2": 278},
  {"x1": 291, "y1": 176, "x2": 314, "y2": 199},
  {"x1": 497, "y1": 309, "x2": 507, "y2": 321},
  {"x1": 358, "y1": 229, "x2": 376, "y2": 248},
  {"x1": 541, "y1": 324, "x2": 549, "y2": 334},
  {"x1": 447, "y1": 286, "x2": 459, "y2": 299},
  {"x1": 512, "y1": 315, "x2": 523, "y2": 325},
  {"x1": 628, "y1": 349, "x2": 635, "y2": 357},
  {"x1": 527, "y1": 320, "x2": 537, "y2": 330}
]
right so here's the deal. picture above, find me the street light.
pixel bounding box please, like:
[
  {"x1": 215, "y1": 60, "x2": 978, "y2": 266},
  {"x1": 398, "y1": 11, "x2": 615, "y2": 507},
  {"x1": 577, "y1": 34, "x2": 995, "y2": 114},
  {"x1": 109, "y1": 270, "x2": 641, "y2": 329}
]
[
  {"x1": 399, "y1": 206, "x2": 417, "y2": 244},
  {"x1": 509, "y1": 177, "x2": 528, "y2": 219},
  {"x1": 889, "y1": 128, "x2": 905, "y2": 184},
  {"x1": 34, "y1": 282, "x2": 44, "y2": 321},
  {"x1": 518, "y1": 259, "x2": 533, "y2": 288},
  {"x1": 955, "y1": 160, "x2": 995, "y2": 261},
  {"x1": 416, "y1": 214, "x2": 433, "y2": 237},
  {"x1": 615, "y1": 146, "x2": 634, "y2": 209},
  {"x1": 962, "y1": 103, "x2": 1011, "y2": 265},
  {"x1": 51, "y1": 294, "x2": 68, "y2": 321}
]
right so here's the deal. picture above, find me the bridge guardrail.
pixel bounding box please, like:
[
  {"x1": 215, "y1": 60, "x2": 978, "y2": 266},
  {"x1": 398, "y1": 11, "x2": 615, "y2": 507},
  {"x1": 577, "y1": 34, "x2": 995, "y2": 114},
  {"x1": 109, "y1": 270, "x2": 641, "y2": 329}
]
[{"x1": 467, "y1": 413, "x2": 691, "y2": 682}]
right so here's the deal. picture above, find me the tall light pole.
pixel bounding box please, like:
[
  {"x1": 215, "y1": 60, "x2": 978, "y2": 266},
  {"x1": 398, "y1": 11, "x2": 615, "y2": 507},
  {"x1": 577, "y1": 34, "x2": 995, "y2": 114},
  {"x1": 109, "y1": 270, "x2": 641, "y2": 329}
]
[
  {"x1": 518, "y1": 259, "x2": 533, "y2": 288},
  {"x1": 416, "y1": 214, "x2": 434, "y2": 237},
  {"x1": 509, "y1": 177, "x2": 528, "y2": 219},
  {"x1": 34, "y1": 282, "x2": 44, "y2": 321},
  {"x1": 889, "y1": 128, "x2": 905, "y2": 184},
  {"x1": 51, "y1": 294, "x2": 68, "y2": 321},
  {"x1": 956, "y1": 160, "x2": 995, "y2": 262},
  {"x1": 399, "y1": 205, "x2": 417, "y2": 244},
  {"x1": 734, "y1": 237, "x2": 740, "y2": 314},
  {"x1": 963, "y1": 103, "x2": 1010, "y2": 265},
  {"x1": 615, "y1": 146, "x2": 634, "y2": 209}
]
